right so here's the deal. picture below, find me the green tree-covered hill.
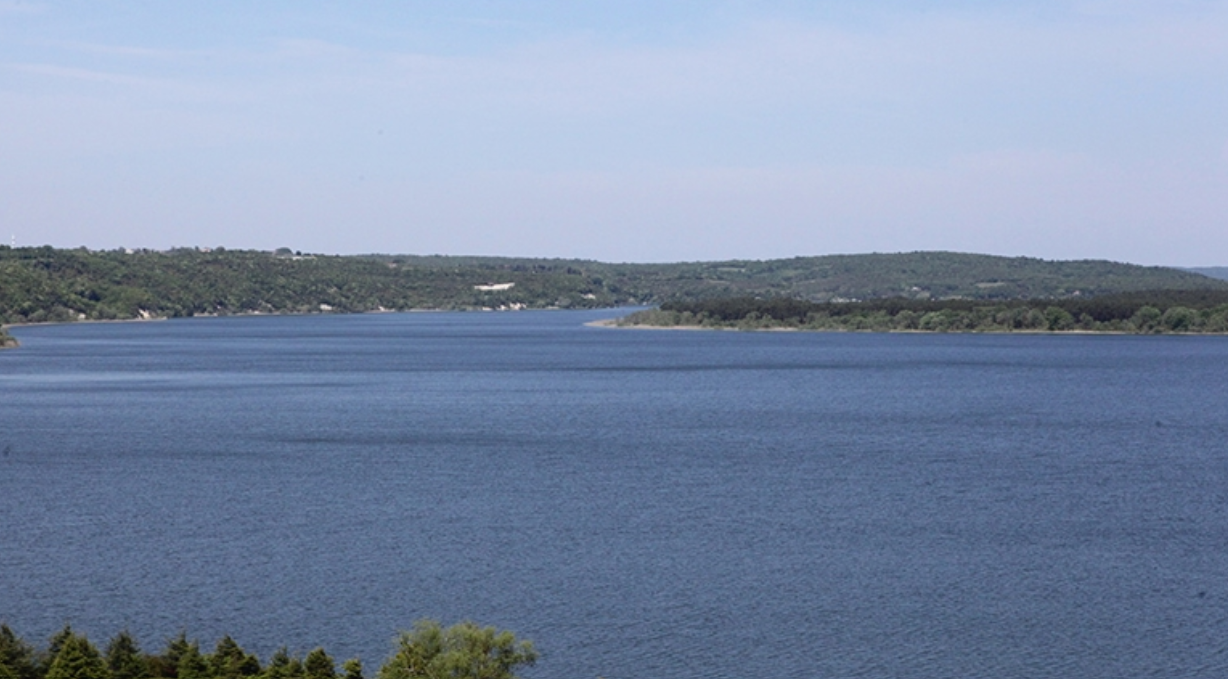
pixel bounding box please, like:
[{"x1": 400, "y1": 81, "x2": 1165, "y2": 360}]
[
  {"x1": 596, "y1": 252, "x2": 1228, "y2": 301},
  {"x1": 617, "y1": 290, "x2": 1228, "y2": 333},
  {"x1": 1, "y1": 246, "x2": 1224, "y2": 326}
]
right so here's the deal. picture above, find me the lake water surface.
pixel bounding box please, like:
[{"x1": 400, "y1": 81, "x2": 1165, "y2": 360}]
[{"x1": 2, "y1": 311, "x2": 1227, "y2": 678}]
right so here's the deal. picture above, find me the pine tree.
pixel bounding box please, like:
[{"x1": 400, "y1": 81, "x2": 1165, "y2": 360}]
[
  {"x1": 149, "y1": 633, "x2": 190, "y2": 679},
  {"x1": 262, "y1": 649, "x2": 302, "y2": 679},
  {"x1": 208, "y1": 637, "x2": 259, "y2": 679},
  {"x1": 174, "y1": 644, "x2": 207, "y2": 679},
  {"x1": 41, "y1": 626, "x2": 77, "y2": 676},
  {"x1": 105, "y1": 632, "x2": 148, "y2": 679},
  {"x1": 0, "y1": 625, "x2": 38, "y2": 679},
  {"x1": 238, "y1": 655, "x2": 261, "y2": 678},
  {"x1": 302, "y1": 650, "x2": 334, "y2": 679},
  {"x1": 46, "y1": 633, "x2": 109, "y2": 679}
]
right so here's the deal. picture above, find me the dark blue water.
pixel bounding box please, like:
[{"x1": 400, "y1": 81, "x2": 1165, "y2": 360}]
[{"x1": 2, "y1": 311, "x2": 1228, "y2": 678}]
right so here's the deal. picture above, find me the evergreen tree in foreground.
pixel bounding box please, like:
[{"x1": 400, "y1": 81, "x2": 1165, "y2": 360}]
[
  {"x1": 302, "y1": 649, "x2": 334, "y2": 679},
  {"x1": 105, "y1": 632, "x2": 148, "y2": 679},
  {"x1": 40, "y1": 627, "x2": 76, "y2": 678},
  {"x1": 175, "y1": 642, "x2": 208, "y2": 679},
  {"x1": 0, "y1": 625, "x2": 39, "y2": 679},
  {"x1": 149, "y1": 633, "x2": 191, "y2": 679},
  {"x1": 45, "y1": 634, "x2": 107, "y2": 679},
  {"x1": 262, "y1": 649, "x2": 303, "y2": 679},
  {"x1": 339, "y1": 660, "x2": 361, "y2": 679},
  {"x1": 208, "y1": 637, "x2": 258, "y2": 679}
]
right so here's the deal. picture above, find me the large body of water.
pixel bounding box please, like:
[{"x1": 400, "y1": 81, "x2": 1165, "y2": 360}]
[{"x1": 2, "y1": 311, "x2": 1227, "y2": 678}]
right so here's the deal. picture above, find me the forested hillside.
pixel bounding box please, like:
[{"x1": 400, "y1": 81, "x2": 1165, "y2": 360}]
[
  {"x1": 1, "y1": 246, "x2": 1224, "y2": 326},
  {"x1": 0, "y1": 247, "x2": 618, "y2": 324},
  {"x1": 597, "y1": 252, "x2": 1228, "y2": 301},
  {"x1": 617, "y1": 290, "x2": 1228, "y2": 333}
]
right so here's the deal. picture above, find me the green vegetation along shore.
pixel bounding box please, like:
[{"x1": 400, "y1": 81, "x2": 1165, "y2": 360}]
[
  {"x1": 616, "y1": 290, "x2": 1228, "y2": 334},
  {"x1": 1, "y1": 246, "x2": 1225, "y2": 327},
  {"x1": 0, "y1": 621, "x2": 535, "y2": 679}
]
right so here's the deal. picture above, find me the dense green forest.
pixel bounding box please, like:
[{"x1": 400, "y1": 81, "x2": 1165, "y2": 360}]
[
  {"x1": 604, "y1": 252, "x2": 1228, "y2": 302},
  {"x1": 0, "y1": 621, "x2": 535, "y2": 679},
  {"x1": 0, "y1": 247, "x2": 621, "y2": 324},
  {"x1": 616, "y1": 290, "x2": 1228, "y2": 333},
  {"x1": 1, "y1": 246, "x2": 1224, "y2": 327}
]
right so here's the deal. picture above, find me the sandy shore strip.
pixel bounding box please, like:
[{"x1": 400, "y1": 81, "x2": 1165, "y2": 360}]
[{"x1": 584, "y1": 318, "x2": 735, "y2": 331}]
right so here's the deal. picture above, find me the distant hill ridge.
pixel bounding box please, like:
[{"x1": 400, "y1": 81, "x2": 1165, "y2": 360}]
[
  {"x1": 592, "y1": 251, "x2": 1227, "y2": 302},
  {"x1": 1, "y1": 246, "x2": 1224, "y2": 325},
  {"x1": 1186, "y1": 267, "x2": 1228, "y2": 282}
]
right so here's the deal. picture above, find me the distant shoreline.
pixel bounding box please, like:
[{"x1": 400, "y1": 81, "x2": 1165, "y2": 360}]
[
  {"x1": 5, "y1": 313, "x2": 1224, "y2": 348},
  {"x1": 2, "y1": 316, "x2": 168, "y2": 330},
  {"x1": 0, "y1": 307, "x2": 474, "y2": 333},
  {"x1": 3, "y1": 306, "x2": 584, "y2": 331}
]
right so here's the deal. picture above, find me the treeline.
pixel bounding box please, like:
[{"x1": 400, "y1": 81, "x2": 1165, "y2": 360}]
[
  {"x1": 597, "y1": 251, "x2": 1228, "y2": 302},
  {"x1": 3, "y1": 247, "x2": 1226, "y2": 326},
  {"x1": 617, "y1": 290, "x2": 1228, "y2": 333},
  {"x1": 0, "y1": 621, "x2": 535, "y2": 679},
  {"x1": 0, "y1": 247, "x2": 622, "y2": 325}
]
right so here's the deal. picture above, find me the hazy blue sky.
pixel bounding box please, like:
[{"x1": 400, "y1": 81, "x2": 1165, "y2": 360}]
[{"x1": 2, "y1": 1, "x2": 1226, "y2": 264}]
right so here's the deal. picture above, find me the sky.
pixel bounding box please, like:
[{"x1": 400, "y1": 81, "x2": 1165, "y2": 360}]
[{"x1": 1, "y1": 1, "x2": 1226, "y2": 264}]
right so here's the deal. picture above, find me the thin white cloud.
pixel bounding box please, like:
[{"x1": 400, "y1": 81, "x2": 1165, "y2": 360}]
[
  {"x1": 3, "y1": 62, "x2": 171, "y2": 87},
  {"x1": 36, "y1": 40, "x2": 208, "y2": 60}
]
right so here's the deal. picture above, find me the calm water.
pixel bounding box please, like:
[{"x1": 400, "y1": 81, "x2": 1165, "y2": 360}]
[{"x1": 2, "y1": 311, "x2": 1227, "y2": 679}]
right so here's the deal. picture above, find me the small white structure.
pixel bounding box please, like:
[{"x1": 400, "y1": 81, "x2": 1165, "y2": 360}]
[{"x1": 474, "y1": 282, "x2": 516, "y2": 291}]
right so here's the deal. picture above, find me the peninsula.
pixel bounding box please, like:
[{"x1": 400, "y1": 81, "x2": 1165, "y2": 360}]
[{"x1": 613, "y1": 291, "x2": 1228, "y2": 334}]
